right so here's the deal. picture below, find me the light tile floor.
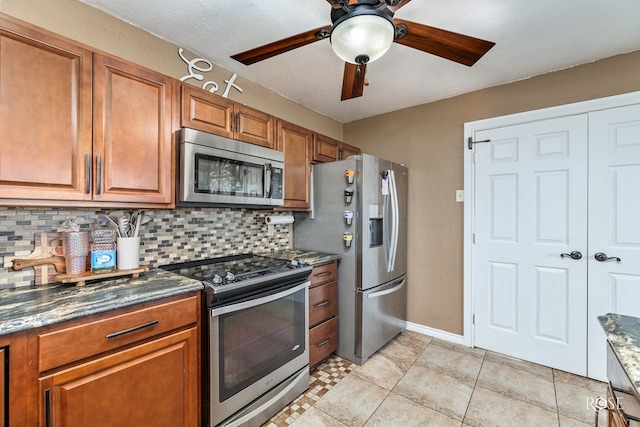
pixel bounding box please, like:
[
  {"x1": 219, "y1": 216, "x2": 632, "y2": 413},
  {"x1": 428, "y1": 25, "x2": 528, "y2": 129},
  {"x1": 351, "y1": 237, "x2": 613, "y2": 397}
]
[{"x1": 264, "y1": 331, "x2": 609, "y2": 427}]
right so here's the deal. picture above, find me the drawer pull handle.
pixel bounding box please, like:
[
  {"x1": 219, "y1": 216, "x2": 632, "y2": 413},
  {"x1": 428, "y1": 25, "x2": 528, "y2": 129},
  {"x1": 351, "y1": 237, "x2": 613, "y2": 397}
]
[
  {"x1": 315, "y1": 300, "x2": 333, "y2": 308},
  {"x1": 314, "y1": 271, "x2": 332, "y2": 278},
  {"x1": 106, "y1": 320, "x2": 159, "y2": 339},
  {"x1": 315, "y1": 337, "x2": 333, "y2": 347}
]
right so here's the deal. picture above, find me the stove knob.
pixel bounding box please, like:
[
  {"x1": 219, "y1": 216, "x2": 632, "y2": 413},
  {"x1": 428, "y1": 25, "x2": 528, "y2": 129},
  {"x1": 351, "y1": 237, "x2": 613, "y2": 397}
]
[
  {"x1": 289, "y1": 260, "x2": 299, "y2": 268},
  {"x1": 297, "y1": 259, "x2": 307, "y2": 267},
  {"x1": 225, "y1": 271, "x2": 236, "y2": 282},
  {"x1": 212, "y1": 274, "x2": 223, "y2": 285}
]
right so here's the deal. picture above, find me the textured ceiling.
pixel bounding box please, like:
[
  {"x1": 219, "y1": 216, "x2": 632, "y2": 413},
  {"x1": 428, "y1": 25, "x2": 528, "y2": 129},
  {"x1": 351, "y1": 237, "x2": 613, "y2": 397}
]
[{"x1": 78, "y1": 0, "x2": 640, "y2": 123}]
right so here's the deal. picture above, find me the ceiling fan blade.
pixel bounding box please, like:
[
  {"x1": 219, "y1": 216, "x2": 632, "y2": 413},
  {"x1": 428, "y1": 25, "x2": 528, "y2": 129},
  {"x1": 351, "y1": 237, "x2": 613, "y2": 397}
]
[
  {"x1": 393, "y1": 19, "x2": 495, "y2": 66},
  {"x1": 325, "y1": 0, "x2": 359, "y2": 8},
  {"x1": 231, "y1": 25, "x2": 331, "y2": 65},
  {"x1": 386, "y1": 0, "x2": 412, "y2": 13},
  {"x1": 341, "y1": 62, "x2": 367, "y2": 101}
]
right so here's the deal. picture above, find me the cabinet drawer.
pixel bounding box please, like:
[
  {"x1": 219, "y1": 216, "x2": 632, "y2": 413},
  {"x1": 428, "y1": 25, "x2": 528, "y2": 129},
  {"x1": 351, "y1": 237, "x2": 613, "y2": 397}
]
[
  {"x1": 309, "y1": 262, "x2": 337, "y2": 288},
  {"x1": 309, "y1": 316, "x2": 338, "y2": 368},
  {"x1": 38, "y1": 295, "x2": 198, "y2": 372},
  {"x1": 309, "y1": 282, "x2": 337, "y2": 327}
]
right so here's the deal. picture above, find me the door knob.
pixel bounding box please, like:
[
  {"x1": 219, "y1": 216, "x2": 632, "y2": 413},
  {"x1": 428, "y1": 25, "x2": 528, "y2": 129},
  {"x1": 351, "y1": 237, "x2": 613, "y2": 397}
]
[
  {"x1": 594, "y1": 252, "x2": 621, "y2": 262},
  {"x1": 560, "y1": 251, "x2": 583, "y2": 260}
]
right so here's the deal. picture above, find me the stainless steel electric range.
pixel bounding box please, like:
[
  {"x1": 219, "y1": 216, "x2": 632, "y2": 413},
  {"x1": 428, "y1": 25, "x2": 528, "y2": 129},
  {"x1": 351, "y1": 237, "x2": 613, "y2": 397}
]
[{"x1": 162, "y1": 254, "x2": 312, "y2": 427}]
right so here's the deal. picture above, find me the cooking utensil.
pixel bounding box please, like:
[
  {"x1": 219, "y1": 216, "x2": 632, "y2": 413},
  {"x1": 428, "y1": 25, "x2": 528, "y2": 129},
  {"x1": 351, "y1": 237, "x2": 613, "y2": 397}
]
[
  {"x1": 97, "y1": 215, "x2": 122, "y2": 237},
  {"x1": 118, "y1": 216, "x2": 130, "y2": 238},
  {"x1": 132, "y1": 209, "x2": 143, "y2": 238},
  {"x1": 133, "y1": 214, "x2": 152, "y2": 237},
  {"x1": 12, "y1": 255, "x2": 66, "y2": 272}
]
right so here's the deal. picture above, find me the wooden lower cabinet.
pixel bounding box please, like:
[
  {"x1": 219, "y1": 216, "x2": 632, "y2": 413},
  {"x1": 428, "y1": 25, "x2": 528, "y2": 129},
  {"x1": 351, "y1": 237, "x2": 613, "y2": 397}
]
[
  {"x1": 39, "y1": 327, "x2": 198, "y2": 427},
  {"x1": 0, "y1": 332, "x2": 28, "y2": 427},
  {"x1": 1, "y1": 347, "x2": 5, "y2": 425},
  {"x1": 308, "y1": 261, "x2": 339, "y2": 368},
  {"x1": 23, "y1": 293, "x2": 201, "y2": 427}
]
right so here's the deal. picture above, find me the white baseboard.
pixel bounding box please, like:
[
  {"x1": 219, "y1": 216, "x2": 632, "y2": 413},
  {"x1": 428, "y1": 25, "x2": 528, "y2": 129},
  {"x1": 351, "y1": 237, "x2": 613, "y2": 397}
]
[{"x1": 405, "y1": 321, "x2": 466, "y2": 346}]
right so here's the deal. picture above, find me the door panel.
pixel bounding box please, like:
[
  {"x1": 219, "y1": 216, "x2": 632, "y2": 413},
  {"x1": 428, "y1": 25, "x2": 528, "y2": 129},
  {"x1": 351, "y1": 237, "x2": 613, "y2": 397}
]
[
  {"x1": 473, "y1": 114, "x2": 588, "y2": 375},
  {"x1": 357, "y1": 276, "x2": 407, "y2": 361},
  {"x1": 360, "y1": 155, "x2": 390, "y2": 290},
  {"x1": 587, "y1": 104, "x2": 640, "y2": 381}
]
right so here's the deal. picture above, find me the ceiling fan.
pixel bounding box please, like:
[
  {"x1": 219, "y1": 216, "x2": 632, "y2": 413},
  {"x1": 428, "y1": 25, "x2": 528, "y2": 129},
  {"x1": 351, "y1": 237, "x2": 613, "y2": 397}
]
[{"x1": 231, "y1": 0, "x2": 495, "y2": 101}]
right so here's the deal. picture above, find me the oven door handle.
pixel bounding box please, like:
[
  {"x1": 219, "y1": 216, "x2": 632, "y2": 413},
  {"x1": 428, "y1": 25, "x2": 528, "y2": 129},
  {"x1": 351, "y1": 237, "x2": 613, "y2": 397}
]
[{"x1": 211, "y1": 281, "x2": 309, "y2": 317}]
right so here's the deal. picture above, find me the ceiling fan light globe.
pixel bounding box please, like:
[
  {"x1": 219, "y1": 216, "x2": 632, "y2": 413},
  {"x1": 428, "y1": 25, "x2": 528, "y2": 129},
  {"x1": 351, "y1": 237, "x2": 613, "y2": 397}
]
[{"x1": 330, "y1": 14, "x2": 395, "y2": 64}]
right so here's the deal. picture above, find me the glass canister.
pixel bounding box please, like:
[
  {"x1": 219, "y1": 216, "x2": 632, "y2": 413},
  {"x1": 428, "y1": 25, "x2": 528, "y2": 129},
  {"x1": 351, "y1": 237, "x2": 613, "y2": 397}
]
[{"x1": 91, "y1": 227, "x2": 116, "y2": 273}]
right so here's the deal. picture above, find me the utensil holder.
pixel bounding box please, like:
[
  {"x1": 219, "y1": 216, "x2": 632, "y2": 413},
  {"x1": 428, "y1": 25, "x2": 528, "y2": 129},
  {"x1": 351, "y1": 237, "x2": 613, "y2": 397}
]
[{"x1": 116, "y1": 236, "x2": 140, "y2": 270}]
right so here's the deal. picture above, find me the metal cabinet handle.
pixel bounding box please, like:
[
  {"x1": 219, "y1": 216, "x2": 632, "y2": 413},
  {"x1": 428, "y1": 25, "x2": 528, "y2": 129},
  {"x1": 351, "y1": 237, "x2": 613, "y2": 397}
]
[
  {"x1": 314, "y1": 271, "x2": 332, "y2": 278},
  {"x1": 44, "y1": 389, "x2": 51, "y2": 427},
  {"x1": 594, "y1": 252, "x2": 621, "y2": 262},
  {"x1": 96, "y1": 155, "x2": 102, "y2": 195},
  {"x1": 315, "y1": 300, "x2": 332, "y2": 308},
  {"x1": 85, "y1": 154, "x2": 91, "y2": 194},
  {"x1": 106, "y1": 320, "x2": 159, "y2": 339},
  {"x1": 560, "y1": 251, "x2": 583, "y2": 260},
  {"x1": 315, "y1": 337, "x2": 333, "y2": 347}
]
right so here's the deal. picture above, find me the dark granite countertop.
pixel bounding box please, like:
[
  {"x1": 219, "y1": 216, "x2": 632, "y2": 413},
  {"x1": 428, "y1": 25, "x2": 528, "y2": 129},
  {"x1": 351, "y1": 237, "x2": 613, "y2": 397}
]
[
  {"x1": 258, "y1": 249, "x2": 340, "y2": 266},
  {"x1": 598, "y1": 313, "x2": 640, "y2": 395},
  {"x1": 0, "y1": 269, "x2": 203, "y2": 337}
]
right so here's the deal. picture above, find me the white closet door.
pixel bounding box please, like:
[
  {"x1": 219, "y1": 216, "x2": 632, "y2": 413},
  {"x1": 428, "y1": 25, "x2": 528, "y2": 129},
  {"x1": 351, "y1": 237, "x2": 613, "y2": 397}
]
[
  {"x1": 587, "y1": 104, "x2": 640, "y2": 381},
  {"x1": 473, "y1": 115, "x2": 589, "y2": 375}
]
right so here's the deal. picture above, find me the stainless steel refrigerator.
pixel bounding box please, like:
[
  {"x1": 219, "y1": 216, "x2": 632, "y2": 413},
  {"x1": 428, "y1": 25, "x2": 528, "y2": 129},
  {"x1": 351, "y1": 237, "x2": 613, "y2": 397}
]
[{"x1": 295, "y1": 154, "x2": 408, "y2": 365}]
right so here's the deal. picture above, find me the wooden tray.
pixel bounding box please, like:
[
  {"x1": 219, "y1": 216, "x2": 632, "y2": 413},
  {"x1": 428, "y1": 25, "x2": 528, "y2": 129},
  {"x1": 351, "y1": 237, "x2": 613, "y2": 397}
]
[{"x1": 56, "y1": 266, "x2": 149, "y2": 287}]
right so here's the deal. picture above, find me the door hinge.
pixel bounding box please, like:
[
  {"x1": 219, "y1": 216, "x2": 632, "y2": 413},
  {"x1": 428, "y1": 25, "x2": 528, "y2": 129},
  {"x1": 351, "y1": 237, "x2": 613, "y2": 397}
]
[
  {"x1": 472, "y1": 314, "x2": 476, "y2": 325},
  {"x1": 472, "y1": 233, "x2": 476, "y2": 244},
  {"x1": 473, "y1": 153, "x2": 477, "y2": 163}
]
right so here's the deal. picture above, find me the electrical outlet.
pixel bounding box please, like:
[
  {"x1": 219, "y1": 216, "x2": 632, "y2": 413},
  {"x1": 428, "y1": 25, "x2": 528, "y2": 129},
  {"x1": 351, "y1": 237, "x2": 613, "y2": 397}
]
[{"x1": 456, "y1": 190, "x2": 464, "y2": 202}]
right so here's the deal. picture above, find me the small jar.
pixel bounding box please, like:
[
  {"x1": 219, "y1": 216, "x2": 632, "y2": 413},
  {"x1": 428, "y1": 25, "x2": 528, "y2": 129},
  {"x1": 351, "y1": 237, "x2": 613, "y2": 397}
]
[{"x1": 91, "y1": 228, "x2": 116, "y2": 273}]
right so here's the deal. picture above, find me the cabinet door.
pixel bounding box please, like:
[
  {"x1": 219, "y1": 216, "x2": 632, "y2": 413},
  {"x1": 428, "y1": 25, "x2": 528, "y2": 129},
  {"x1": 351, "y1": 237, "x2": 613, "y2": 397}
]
[
  {"x1": 277, "y1": 120, "x2": 311, "y2": 210},
  {"x1": 93, "y1": 54, "x2": 173, "y2": 204},
  {"x1": 181, "y1": 84, "x2": 234, "y2": 138},
  {"x1": 39, "y1": 328, "x2": 198, "y2": 427},
  {"x1": 0, "y1": 333, "x2": 28, "y2": 427},
  {"x1": 0, "y1": 347, "x2": 4, "y2": 424},
  {"x1": 0, "y1": 16, "x2": 93, "y2": 201},
  {"x1": 312, "y1": 133, "x2": 340, "y2": 163},
  {"x1": 235, "y1": 104, "x2": 275, "y2": 149},
  {"x1": 340, "y1": 142, "x2": 360, "y2": 160}
]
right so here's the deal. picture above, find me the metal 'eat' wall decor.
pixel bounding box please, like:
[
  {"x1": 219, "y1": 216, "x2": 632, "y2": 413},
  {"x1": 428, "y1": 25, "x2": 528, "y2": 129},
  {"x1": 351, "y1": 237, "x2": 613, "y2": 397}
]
[{"x1": 178, "y1": 48, "x2": 243, "y2": 98}]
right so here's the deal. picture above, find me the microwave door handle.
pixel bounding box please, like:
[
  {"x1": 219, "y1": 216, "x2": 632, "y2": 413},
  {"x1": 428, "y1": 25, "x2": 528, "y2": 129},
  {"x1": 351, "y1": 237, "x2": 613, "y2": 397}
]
[{"x1": 264, "y1": 164, "x2": 273, "y2": 198}]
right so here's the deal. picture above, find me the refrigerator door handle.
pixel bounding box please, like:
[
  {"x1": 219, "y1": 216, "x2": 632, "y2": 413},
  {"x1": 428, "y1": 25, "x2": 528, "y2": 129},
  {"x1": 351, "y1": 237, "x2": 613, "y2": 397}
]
[
  {"x1": 387, "y1": 170, "x2": 400, "y2": 272},
  {"x1": 367, "y1": 278, "x2": 406, "y2": 299}
]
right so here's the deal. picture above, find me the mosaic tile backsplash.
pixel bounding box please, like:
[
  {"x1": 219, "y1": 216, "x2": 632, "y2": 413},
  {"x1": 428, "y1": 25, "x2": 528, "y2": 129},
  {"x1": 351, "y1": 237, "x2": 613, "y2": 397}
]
[{"x1": 0, "y1": 207, "x2": 292, "y2": 288}]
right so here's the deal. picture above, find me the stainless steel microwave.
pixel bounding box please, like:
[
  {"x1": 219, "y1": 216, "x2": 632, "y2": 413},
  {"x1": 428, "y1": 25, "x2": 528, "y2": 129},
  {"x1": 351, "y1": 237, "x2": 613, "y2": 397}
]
[{"x1": 177, "y1": 128, "x2": 284, "y2": 207}]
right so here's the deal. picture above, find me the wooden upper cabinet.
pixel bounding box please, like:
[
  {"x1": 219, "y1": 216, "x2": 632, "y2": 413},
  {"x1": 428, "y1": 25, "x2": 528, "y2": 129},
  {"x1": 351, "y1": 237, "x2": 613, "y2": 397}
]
[
  {"x1": 340, "y1": 141, "x2": 361, "y2": 160},
  {"x1": 0, "y1": 15, "x2": 174, "y2": 206},
  {"x1": 0, "y1": 15, "x2": 93, "y2": 201},
  {"x1": 277, "y1": 120, "x2": 311, "y2": 211},
  {"x1": 313, "y1": 133, "x2": 341, "y2": 163},
  {"x1": 92, "y1": 54, "x2": 173, "y2": 204},
  {"x1": 312, "y1": 133, "x2": 361, "y2": 163},
  {"x1": 181, "y1": 84, "x2": 275, "y2": 148}
]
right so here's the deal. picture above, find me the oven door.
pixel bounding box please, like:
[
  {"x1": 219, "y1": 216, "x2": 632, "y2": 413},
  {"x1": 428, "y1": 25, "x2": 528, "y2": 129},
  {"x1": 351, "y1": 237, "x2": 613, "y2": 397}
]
[{"x1": 208, "y1": 281, "x2": 309, "y2": 426}]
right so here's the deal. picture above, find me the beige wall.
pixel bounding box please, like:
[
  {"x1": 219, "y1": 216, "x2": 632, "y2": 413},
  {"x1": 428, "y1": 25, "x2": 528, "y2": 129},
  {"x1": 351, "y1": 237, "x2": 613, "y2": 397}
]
[
  {"x1": 344, "y1": 50, "x2": 640, "y2": 334},
  {"x1": 0, "y1": 0, "x2": 343, "y2": 140}
]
